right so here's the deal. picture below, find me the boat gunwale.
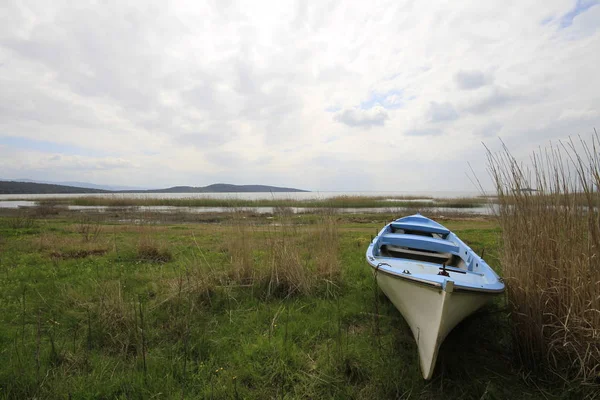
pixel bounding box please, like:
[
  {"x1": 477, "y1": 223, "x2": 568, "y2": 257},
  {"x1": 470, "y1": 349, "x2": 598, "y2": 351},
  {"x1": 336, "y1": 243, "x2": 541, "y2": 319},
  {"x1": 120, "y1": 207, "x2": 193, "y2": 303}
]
[
  {"x1": 367, "y1": 214, "x2": 505, "y2": 295},
  {"x1": 367, "y1": 262, "x2": 505, "y2": 294},
  {"x1": 369, "y1": 262, "x2": 443, "y2": 289}
]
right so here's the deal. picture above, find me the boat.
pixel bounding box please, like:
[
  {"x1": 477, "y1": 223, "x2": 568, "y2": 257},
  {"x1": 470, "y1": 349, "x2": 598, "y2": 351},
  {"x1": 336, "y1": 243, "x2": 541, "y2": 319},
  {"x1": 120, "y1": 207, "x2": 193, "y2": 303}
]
[{"x1": 365, "y1": 213, "x2": 504, "y2": 379}]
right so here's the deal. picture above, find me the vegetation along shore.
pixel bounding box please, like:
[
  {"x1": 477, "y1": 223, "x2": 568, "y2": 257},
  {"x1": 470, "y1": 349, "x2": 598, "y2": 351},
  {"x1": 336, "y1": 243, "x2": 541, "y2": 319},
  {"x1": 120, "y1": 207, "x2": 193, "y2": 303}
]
[
  {"x1": 0, "y1": 136, "x2": 599, "y2": 399},
  {"x1": 0, "y1": 210, "x2": 597, "y2": 398},
  {"x1": 3, "y1": 195, "x2": 490, "y2": 210}
]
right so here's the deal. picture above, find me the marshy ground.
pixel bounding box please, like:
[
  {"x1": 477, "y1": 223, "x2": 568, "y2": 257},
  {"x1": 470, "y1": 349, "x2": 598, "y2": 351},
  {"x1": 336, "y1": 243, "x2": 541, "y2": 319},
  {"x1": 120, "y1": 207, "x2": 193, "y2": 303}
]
[{"x1": 0, "y1": 207, "x2": 595, "y2": 399}]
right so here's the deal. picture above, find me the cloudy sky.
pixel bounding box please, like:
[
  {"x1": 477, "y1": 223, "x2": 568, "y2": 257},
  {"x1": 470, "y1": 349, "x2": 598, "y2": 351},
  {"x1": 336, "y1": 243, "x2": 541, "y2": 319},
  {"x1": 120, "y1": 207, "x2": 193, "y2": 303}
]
[{"x1": 1, "y1": 0, "x2": 599, "y2": 191}]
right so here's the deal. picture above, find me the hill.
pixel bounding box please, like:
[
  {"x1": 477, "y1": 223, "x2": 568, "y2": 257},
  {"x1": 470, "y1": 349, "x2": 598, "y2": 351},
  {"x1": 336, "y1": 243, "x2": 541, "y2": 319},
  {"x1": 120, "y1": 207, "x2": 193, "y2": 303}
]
[
  {"x1": 0, "y1": 181, "x2": 108, "y2": 194},
  {"x1": 9, "y1": 179, "x2": 151, "y2": 191},
  {"x1": 144, "y1": 183, "x2": 309, "y2": 193},
  {"x1": 0, "y1": 181, "x2": 309, "y2": 195}
]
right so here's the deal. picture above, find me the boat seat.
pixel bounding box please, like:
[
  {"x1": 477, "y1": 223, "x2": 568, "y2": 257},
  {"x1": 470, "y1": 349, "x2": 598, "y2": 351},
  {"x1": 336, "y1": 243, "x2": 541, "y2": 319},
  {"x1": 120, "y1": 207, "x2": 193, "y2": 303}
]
[
  {"x1": 385, "y1": 245, "x2": 453, "y2": 263},
  {"x1": 391, "y1": 221, "x2": 450, "y2": 236},
  {"x1": 379, "y1": 233, "x2": 459, "y2": 255}
]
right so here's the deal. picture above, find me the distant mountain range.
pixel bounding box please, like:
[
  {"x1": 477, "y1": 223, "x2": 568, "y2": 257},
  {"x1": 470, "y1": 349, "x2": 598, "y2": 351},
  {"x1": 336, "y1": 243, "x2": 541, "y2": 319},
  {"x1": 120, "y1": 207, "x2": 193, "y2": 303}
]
[
  {"x1": 0, "y1": 180, "x2": 309, "y2": 194},
  {"x1": 0, "y1": 181, "x2": 106, "y2": 194},
  {"x1": 7, "y1": 178, "x2": 150, "y2": 191},
  {"x1": 141, "y1": 184, "x2": 308, "y2": 193}
]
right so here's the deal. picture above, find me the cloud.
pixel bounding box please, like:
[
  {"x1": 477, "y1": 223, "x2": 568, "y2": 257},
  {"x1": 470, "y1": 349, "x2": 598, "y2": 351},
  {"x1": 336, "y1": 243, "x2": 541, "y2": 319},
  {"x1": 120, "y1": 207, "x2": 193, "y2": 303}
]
[
  {"x1": 45, "y1": 155, "x2": 136, "y2": 170},
  {"x1": 0, "y1": 152, "x2": 135, "y2": 171},
  {"x1": 428, "y1": 102, "x2": 459, "y2": 122},
  {"x1": 325, "y1": 105, "x2": 342, "y2": 113},
  {"x1": 334, "y1": 107, "x2": 389, "y2": 128},
  {"x1": 558, "y1": 108, "x2": 599, "y2": 121},
  {"x1": 405, "y1": 128, "x2": 442, "y2": 137},
  {"x1": 455, "y1": 70, "x2": 492, "y2": 90},
  {"x1": 0, "y1": 136, "x2": 111, "y2": 157},
  {"x1": 0, "y1": 0, "x2": 599, "y2": 190},
  {"x1": 476, "y1": 122, "x2": 503, "y2": 138},
  {"x1": 559, "y1": 0, "x2": 599, "y2": 28},
  {"x1": 464, "y1": 88, "x2": 516, "y2": 114},
  {"x1": 360, "y1": 90, "x2": 404, "y2": 110}
]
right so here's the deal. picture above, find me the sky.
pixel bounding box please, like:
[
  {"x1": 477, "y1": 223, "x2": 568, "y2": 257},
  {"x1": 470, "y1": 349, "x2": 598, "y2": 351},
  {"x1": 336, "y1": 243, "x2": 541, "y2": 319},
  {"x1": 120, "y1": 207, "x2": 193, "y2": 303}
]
[{"x1": 1, "y1": 0, "x2": 599, "y2": 191}]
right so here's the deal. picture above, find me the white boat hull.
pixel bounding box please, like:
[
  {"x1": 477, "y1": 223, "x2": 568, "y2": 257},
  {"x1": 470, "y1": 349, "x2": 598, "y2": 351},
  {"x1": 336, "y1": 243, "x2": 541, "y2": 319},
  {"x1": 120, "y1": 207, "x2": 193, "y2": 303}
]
[
  {"x1": 376, "y1": 271, "x2": 493, "y2": 379},
  {"x1": 367, "y1": 214, "x2": 505, "y2": 379}
]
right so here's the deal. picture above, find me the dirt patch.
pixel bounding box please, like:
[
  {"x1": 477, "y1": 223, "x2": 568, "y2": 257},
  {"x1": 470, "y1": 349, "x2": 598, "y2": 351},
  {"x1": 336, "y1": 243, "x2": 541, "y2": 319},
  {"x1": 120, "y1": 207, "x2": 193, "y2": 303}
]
[{"x1": 50, "y1": 248, "x2": 108, "y2": 259}]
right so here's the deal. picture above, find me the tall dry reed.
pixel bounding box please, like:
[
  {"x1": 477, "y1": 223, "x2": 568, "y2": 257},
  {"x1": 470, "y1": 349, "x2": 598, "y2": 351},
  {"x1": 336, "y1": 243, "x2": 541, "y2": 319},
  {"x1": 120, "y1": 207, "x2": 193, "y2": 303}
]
[
  {"x1": 486, "y1": 134, "x2": 600, "y2": 382},
  {"x1": 310, "y1": 210, "x2": 340, "y2": 282},
  {"x1": 264, "y1": 209, "x2": 311, "y2": 297},
  {"x1": 223, "y1": 209, "x2": 341, "y2": 297},
  {"x1": 225, "y1": 210, "x2": 256, "y2": 285},
  {"x1": 136, "y1": 224, "x2": 173, "y2": 263}
]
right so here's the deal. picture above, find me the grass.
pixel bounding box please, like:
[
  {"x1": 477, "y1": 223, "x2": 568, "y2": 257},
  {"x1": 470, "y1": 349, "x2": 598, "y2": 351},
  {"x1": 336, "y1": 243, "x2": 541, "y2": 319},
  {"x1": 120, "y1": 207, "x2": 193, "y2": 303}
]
[
  {"x1": 487, "y1": 134, "x2": 600, "y2": 385},
  {"x1": 11, "y1": 194, "x2": 491, "y2": 210},
  {"x1": 0, "y1": 208, "x2": 595, "y2": 399}
]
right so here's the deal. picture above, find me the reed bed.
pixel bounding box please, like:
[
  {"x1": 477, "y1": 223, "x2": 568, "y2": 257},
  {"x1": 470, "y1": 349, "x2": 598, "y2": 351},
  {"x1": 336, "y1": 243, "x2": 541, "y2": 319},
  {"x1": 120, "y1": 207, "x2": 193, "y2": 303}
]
[
  {"x1": 33, "y1": 194, "x2": 488, "y2": 209},
  {"x1": 487, "y1": 134, "x2": 600, "y2": 383}
]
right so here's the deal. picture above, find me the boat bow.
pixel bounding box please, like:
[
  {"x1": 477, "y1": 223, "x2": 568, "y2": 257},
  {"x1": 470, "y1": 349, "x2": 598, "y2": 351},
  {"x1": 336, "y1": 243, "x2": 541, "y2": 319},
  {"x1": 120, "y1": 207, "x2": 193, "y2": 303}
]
[{"x1": 366, "y1": 214, "x2": 505, "y2": 379}]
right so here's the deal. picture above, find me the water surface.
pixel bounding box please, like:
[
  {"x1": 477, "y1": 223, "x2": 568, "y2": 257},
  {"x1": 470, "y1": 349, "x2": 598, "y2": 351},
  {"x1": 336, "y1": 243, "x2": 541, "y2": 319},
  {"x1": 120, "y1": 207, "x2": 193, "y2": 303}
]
[
  {"x1": 3, "y1": 203, "x2": 494, "y2": 215},
  {"x1": 0, "y1": 190, "x2": 481, "y2": 201}
]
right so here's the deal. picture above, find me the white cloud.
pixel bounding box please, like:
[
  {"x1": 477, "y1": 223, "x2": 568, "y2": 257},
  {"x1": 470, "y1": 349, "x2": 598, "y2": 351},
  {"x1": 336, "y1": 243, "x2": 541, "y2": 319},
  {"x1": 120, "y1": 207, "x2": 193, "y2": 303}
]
[
  {"x1": 463, "y1": 88, "x2": 517, "y2": 114},
  {"x1": 475, "y1": 122, "x2": 503, "y2": 138},
  {"x1": 406, "y1": 128, "x2": 443, "y2": 137},
  {"x1": 428, "y1": 102, "x2": 459, "y2": 122},
  {"x1": 334, "y1": 106, "x2": 389, "y2": 128},
  {"x1": 0, "y1": 0, "x2": 599, "y2": 191},
  {"x1": 0, "y1": 151, "x2": 136, "y2": 171},
  {"x1": 455, "y1": 70, "x2": 492, "y2": 90},
  {"x1": 558, "y1": 108, "x2": 599, "y2": 121}
]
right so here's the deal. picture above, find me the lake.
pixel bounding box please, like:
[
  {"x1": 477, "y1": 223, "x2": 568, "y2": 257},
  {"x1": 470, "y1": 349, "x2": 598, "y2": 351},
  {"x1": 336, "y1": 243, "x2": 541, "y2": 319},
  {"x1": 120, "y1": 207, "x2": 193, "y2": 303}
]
[
  {"x1": 0, "y1": 191, "x2": 495, "y2": 215},
  {"x1": 0, "y1": 190, "x2": 482, "y2": 201}
]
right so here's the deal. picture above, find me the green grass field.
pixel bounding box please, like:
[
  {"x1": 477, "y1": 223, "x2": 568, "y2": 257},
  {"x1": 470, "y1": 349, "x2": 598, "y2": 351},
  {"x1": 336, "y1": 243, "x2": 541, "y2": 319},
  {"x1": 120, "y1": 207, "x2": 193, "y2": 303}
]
[{"x1": 0, "y1": 212, "x2": 593, "y2": 399}]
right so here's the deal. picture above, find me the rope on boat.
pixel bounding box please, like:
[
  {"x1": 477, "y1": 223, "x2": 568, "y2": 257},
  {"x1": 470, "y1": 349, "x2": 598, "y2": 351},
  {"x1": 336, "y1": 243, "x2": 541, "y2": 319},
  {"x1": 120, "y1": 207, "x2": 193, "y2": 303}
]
[
  {"x1": 374, "y1": 262, "x2": 391, "y2": 280},
  {"x1": 375, "y1": 262, "x2": 391, "y2": 273}
]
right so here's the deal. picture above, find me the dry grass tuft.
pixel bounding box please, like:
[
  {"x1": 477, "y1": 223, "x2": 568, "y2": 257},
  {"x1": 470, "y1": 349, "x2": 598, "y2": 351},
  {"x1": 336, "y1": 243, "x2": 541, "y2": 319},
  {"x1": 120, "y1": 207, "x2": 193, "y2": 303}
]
[
  {"x1": 265, "y1": 223, "x2": 311, "y2": 297},
  {"x1": 50, "y1": 248, "x2": 108, "y2": 259},
  {"x1": 137, "y1": 240, "x2": 173, "y2": 263},
  {"x1": 76, "y1": 215, "x2": 103, "y2": 242},
  {"x1": 63, "y1": 280, "x2": 140, "y2": 356},
  {"x1": 311, "y1": 211, "x2": 340, "y2": 281},
  {"x1": 486, "y1": 133, "x2": 600, "y2": 383},
  {"x1": 37, "y1": 233, "x2": 109, "y2": 260},
  {"x1": 225, "y1": 211, "x2": 256, "y2": 284},
  {"x1": 136, "y1": 226, "x2": 173, "y2": 263},
  {"x1": 223, "y1": 209, "x2": 342, "y2": 297},
  {"x1": 92, "y1": 280, "x2": 140, "y2": 355},
  {"x1": 33, "y1": 200, "x2": 63, "y2": 216},
  {"x1": 7, "y1": 212, "x2": 37, "y2": 229}
]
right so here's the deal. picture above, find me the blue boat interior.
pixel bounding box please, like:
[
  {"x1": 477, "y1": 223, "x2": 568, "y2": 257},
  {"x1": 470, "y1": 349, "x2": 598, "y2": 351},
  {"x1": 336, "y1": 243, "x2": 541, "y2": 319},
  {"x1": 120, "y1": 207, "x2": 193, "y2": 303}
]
[
  {"x1": 378, "y1": 234, "x2": 459, "y2": 254},
  {"x1": 390, "y1": 220, "x2": 449, "y2": 237},
  {"x1": 374, "y1": 214, "x2": 468, "y2": 269},
  {"x1": 368, "y1": 214, "x2": 505, "y2": 293}
]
